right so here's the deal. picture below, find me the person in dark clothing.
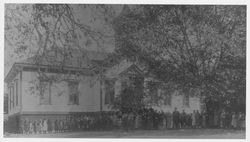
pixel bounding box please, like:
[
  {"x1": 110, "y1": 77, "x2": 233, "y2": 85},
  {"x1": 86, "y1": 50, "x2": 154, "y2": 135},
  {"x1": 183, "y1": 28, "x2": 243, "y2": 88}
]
[
  {"x1": 185, "y1": 113, "x2": 191, "y2": 128},
  {"x1": 225, "y1": 111, "x2": 231, "y2": 129},
  {"x1": 153, "y1": 111, "x2": 160, "y2": 129},
  {"x1": 148, "y1": 108, "x2": 154, "y2": 129},
  {"x1": 122, "y1": 113, "x2": 129, "y2": 131},
  {"x1": 180, "y1": 110, "x2": 187, "y2": 128},
  {"x1": 172, "y1": 107, "x2": 180, "y2": 129},
  {"x1": 201, "y1": 110, "x2": 207, "y2": 128},
  {"x1": 195, "y1": 110, "x2": 201, "y2": 128}
]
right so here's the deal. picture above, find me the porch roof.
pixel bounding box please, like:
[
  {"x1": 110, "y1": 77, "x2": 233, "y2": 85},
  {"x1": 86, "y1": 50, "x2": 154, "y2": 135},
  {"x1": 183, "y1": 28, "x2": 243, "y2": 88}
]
[{"x1": 4, "y1": 63, "x2": 93, "y2": 83}]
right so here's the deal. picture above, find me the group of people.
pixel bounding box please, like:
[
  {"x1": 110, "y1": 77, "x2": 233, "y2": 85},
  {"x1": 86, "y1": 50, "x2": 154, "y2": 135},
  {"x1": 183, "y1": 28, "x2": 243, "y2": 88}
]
[
  {"x1": 222, "y1": 111, "x2": 245, "y2": 129},
  {"x1": 119, "y1": 108, "x2": 204, "y2": 130},
  {"x1": 21, "y1": 115, "x2": 95, "y2": 134},
  {"x1": 119, "y1": 108, "x2": 245, "y2": 130},
  {"x1": 19, "y1": 108, "x2": 245, "y2": 134}
]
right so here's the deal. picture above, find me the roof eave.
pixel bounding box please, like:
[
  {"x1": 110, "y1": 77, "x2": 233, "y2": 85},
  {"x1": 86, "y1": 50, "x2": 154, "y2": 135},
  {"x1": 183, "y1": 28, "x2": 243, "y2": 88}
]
[{"x1": 4, "y1": 63, "x2": 94, "y2": 83}]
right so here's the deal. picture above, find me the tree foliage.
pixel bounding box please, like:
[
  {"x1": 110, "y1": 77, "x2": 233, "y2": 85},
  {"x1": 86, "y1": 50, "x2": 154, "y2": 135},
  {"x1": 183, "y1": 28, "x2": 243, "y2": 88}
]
[
  {"x1": 113, "y1": 77, "x2": 145, "y2": 114},
  {"x1": 5, "y1": 4, "x2": 116, "y2": 96},
  {"x1": 5, "y1": 4, "x2": 246, "y2": 112},
  {"x1": 113, "y1": 5, "x2": 246, "y2": 111},
  {"x1": 5, "y1": 4, "x2": 115, "y2": 66}
]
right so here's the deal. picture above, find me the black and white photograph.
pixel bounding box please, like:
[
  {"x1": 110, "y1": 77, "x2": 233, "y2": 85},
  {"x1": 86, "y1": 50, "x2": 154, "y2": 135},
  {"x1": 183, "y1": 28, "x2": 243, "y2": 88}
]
[{"x1": 2, "y1": 2, "x2": 246, "y2": 139}]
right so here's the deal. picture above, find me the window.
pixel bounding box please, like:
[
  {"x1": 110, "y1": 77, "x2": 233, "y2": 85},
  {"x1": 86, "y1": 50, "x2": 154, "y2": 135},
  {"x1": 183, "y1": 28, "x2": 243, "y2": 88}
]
[
  {"x1": 15, "y1": 80, "x2": 18, "y2": 106},
  {"x1": 183, "y1": 94, "x2": 190, "y2": 107},
  {"x1": 68, "y1": 81, "x2": 79, "y2": 105},
  {"x1": 39, "y1": 80, "x2": 51, "y2": 105},
  {"x1": 104, "y1": 80, "x2": 115, "y2": 105}
]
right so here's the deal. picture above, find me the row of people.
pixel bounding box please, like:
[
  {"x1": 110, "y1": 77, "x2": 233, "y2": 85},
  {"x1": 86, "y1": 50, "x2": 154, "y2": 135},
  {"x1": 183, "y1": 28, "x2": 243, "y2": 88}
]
[
  {"x1": 21, "y1": 116, "x2": 95, "y2": 134},
  {"x1": 119, "y1": 108, "x2": 245, "y2": 130},
  {"x1": 19, "y1": 109, "x2": 245, "y2": 134}
]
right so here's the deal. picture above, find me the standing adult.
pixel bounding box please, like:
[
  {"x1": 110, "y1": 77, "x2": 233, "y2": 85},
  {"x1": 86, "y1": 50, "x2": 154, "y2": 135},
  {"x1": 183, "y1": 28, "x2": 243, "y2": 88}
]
[
  {"x1": 202, "y1": 110, "x2": 207, "y2": 128},
  {"x1": 214, "y1": 111, "x2": 219, "y2": 128},
  {"x1": 161, "y1": 111, "x2": 166, "y2": 129},
  {"x1": 128, "y1": 113, "x2": 134, "y2": 130},
  {"x1": 240, "y1": 113, "x2": 245, "y2": 130},
  {"x1": 231, "y1": 112, "x2": 237, "y2": 129},
  {"x1": 122, "y1": 113, "x2": 129, "y2": 131},
  {"x1": 225, "y1": 111, "x2": 231, "y2": 128},
  {"x1": 180, "y1": 110, "x2": 186, "y2": 128},
  {"x1": 195, "y1": 110, "x2": 201, "y2": 128},
  {"x1": 187, "y1": 113, "x2": 192, "y2": 128},
  {"x1": 220, "y1": 111, "x2": 226, "y2": 128},
  {"x1": 191, "y1": 110, "x2": 196, "y2": 128},
  {"x1": 166, "y1": 112, "x2": 172, "y2": 129},
  {"x1": 172, "y1": 107, "x2": 180, "y2": 129}
]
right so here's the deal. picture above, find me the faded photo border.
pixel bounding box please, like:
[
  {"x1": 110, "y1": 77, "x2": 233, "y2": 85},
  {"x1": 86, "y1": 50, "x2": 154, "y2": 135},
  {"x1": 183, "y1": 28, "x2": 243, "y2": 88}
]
[{"x1": 0, "y1": 0, "x2": 249, "y2": 142}]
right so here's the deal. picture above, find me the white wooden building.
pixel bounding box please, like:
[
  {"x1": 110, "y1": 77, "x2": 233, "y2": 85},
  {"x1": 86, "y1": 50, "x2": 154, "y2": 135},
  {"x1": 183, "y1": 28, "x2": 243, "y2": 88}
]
[{"x1": 4, "y1": 50, "x2": 202, "y2": 132}]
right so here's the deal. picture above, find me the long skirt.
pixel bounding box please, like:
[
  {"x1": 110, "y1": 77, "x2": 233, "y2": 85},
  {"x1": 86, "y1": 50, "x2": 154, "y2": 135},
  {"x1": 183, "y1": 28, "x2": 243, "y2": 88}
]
[
  {"x1": 231, "y1": 117, "x2": 237, "y2": 128},
  {"x1": 192, "y1": 117, "x2": 196, "y2": 126}
]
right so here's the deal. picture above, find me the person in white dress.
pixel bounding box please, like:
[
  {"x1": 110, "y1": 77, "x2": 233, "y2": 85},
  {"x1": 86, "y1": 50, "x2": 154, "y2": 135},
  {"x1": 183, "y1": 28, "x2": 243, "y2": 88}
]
[
  {"x1": 43, "y1": 119, "x2": 48, "y2": 133},
  {"x1": 231, "y1": 112, "x2": 237, "y2": 128},
  {"x1": 29, "y1": 121, "x2": 34, "y2": 134}
]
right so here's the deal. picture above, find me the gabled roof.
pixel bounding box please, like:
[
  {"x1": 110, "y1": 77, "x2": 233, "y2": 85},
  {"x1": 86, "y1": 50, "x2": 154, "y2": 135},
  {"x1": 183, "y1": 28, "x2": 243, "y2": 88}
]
[
  {"x1": 119, "y1": 64, "x2": 143, "y2": 76},
  {"x1": 5, "y1": 50, "x2": 109, "y2": 83},
  {"x1": 104, "y1": 59, "x2": 144, "y2": 78}
]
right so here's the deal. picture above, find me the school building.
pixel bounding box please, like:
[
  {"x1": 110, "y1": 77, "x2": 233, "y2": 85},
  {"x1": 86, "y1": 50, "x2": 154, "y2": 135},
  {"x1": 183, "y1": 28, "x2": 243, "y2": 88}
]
[{"x1": 4, "y1": 49, "x2": 203, "y2": 133}]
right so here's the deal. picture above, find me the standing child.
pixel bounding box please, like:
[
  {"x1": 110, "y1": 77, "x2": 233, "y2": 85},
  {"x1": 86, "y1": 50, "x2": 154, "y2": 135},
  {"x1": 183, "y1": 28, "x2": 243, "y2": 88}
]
[
  {"x1": 29, "y1": 121, "x2": 34, "y2": 134},
  {"x1": 57, "y1": 119, "x2": 61, "y2": 132},
  {"x1": 54, "y1": 120, "x2": 58, "y2": 133},
  {"x1": 39, "y1": 119, "x2": 43, "y2": 134},
  {"x1": 51, "y1": 119, "x2": 55, "y2": 133},
  {"x1": 41, "y1": 119, "x2": 45, "y2": 133},
  {"x1": 44, "y1": 119, "x2": 48, "y2": 133},
  {"x1": 23, "y1": 119, "x2": 28, "y2": 134},
  {"x1": 58, "y1": 120, "x2": 62, "y2": 132},
  {"x1": 35, "y1": 120, "x2": 39, "y2": 134}
]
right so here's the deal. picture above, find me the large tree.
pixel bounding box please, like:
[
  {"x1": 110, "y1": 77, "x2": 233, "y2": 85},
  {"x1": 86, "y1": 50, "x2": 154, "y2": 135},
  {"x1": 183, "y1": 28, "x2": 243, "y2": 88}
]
[
  {"x1": 5, "y1": 4, "x2": 116, "y2": 69},
  {"x1": 4, "y1": 4, "x2": 118, "y2": 97},
  {"x1": 113, "y1": 5, "x2": 246, "y2": 111}
]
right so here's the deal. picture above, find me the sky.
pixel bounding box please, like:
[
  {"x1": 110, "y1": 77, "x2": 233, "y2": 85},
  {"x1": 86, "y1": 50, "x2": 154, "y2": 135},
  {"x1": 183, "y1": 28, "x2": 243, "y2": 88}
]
[{"x1": 4, "y1": 4, "x2": 126, "y2": 77}]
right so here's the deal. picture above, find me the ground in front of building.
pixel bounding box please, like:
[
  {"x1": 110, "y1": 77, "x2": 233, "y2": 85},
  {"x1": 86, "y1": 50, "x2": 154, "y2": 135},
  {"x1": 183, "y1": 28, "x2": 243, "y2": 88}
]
[{"x1": 4, "y1": 129, "x2": 245, "y2": 139}]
